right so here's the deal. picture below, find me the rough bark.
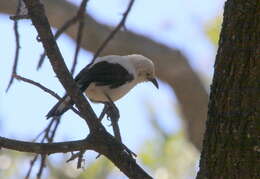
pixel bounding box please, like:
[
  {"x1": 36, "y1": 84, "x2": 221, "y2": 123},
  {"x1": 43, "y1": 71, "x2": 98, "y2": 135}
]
[
  {"x1": 197, "y1": 0, "x2": 259, "y2": 178},
  {"x1": 0, "y1": 0, "x2": 208, "y2": 150}
]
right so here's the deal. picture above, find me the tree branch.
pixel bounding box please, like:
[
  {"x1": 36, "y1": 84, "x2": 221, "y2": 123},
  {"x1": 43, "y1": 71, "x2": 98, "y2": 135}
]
[
  {"x1": 23, "y1": 0, "x2": 98, "y2": 130},
  {"x1": 70, "y1": 0, "x2": 89, "y2": 75},
  {"x1": 6, "y1": 0, "x2": 22, "y2": 92},
  {"x1": 0, "y1": 130, "x2": 153, "y2": 179},
  {"x1": 14, "y1": 74, "x2": 60, "y2": 99},
  {"x1": 0, "y1": 0, "x2": 208, "y2": 150},
  {"x1": 0, "y1": 136, "x2": 91, "y2": 154},
  {"x1": 37, "y1": 16, "x2": 78, "y2": 69},
  {"x1": 89, "y1": 0, "x2": 135, "y2": 65},
  {"x1": 12, "y1": 0, "x2": 153, "y2": 178},
  {"x1": 13, "y1": 74, "x2": 82, "y2": 117}
]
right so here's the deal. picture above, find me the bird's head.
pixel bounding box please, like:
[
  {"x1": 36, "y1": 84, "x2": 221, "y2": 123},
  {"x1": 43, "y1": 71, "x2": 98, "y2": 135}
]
[{"x1": 127, "y1": 54, "x2": 159, "y2": 89}]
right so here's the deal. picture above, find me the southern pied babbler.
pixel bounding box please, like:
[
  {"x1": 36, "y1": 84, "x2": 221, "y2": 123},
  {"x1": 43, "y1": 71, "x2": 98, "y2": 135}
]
[{"x1": 46, "y1": 54, "x2": 159, "y2": 127}]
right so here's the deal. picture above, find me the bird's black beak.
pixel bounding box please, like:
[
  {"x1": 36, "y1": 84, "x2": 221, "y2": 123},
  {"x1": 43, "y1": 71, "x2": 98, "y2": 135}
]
[{"x1": 149, "y1": 78, "x2": 159, "y2": 89}]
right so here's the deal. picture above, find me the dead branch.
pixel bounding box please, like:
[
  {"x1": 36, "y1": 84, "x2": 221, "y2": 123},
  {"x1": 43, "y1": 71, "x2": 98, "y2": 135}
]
[
  {"x1": 13, "y1": 74, "x2": 82, "y2": 117},
  {"x1": 14, "y1": 74, "x2": 60, "y2": 99},
  {"x1": 25, "y1": 155, "x2": 38, "y2": 179},
  {"x1": 0, "y1": 130, "x2": 152, "y2": 178},
  {"x1": 37, "y1": 16, "x2": 78, "y2": 69},
  {"x1": 37, "y1": 0, "x2": 89, "y2": 70},
  {"x1": 70, "y1": 0, "x2": 89, "y2": 75},
  {"x1": 6, "y1": 0, "x2": 22, "y2": 91}
]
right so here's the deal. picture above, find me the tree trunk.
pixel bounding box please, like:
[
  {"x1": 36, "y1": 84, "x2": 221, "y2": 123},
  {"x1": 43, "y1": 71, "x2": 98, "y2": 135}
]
[{"x1": 197, "y1": 0, "x2": 259, "y2": 178}]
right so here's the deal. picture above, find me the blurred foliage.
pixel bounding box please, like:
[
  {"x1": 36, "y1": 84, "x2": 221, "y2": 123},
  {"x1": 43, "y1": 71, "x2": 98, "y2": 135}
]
[
  {"x1": 0, "y1": 150, "x2": 114, "y2": 179},
  {"x1": 139, "y1": 117, "x2": 199, "y2": 179},
  {"x1": 137, "y1": 101, "x2": 199, "y2": 179},
  {"x1": 48, "y1": 154, "x2": 114, "y2": 179},
  {"x1": 204, "y1": 16, "x2": 222, "y2": 46},
  {"x1": 1, "y1": 122, "x2": 199, "y2": 179},
  {"x1": 0, "y1": 150, "x2": 31, "y2": 178},
  {"x1": 139, "y1": 132, "x2": 198, "y2": 179}
]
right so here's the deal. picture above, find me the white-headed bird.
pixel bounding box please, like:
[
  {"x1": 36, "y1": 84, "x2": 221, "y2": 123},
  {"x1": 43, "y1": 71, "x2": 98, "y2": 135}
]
[{"x1": 46, "y1": 54, "x2": 158, "y2": 119}]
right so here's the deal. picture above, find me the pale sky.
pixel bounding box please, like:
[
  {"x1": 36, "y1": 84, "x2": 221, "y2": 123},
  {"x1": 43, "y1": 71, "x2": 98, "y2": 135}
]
[{"x1": 0, "y1": 0, "x2": 224, "y2": 153}]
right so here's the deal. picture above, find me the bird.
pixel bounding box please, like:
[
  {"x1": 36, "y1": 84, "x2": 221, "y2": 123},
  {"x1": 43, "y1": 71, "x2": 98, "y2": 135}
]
[{"x1": 46, "y1": 54, "x2": 159, "y2": 119}]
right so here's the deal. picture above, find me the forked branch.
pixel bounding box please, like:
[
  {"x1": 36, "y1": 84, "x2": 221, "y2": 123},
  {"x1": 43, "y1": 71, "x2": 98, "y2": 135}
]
[{"x1": 0, "y1": 0, "x2": 153, "y2": 178}]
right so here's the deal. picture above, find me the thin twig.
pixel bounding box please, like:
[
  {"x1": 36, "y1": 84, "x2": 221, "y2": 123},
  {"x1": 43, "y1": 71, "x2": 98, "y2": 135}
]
[
  {"x1": 48, "y1": 118, "x2": 60, "y2": 141},
  {"x1": 26, "y1": 118, "x2": 56, "y2": 179},
  {"x1": 70, "y1": 0, "x2": 89, "y2": 75},
  {"x1": 33, "y1": 118, "x2": 56, "y2": 143},
  {"x1": 70, "y1": 21, "x2": 83, "y2": 75},
  {"x1": 37, "y1": 16, "x2": 78, "y2": 69},
  {"x1": 6, "y1": 0, "x2": 22, "y2": 92},
  {"x1": 25, "y1": 155, "x2": 38, "y2": 179},
  {"x1": 71, "y1": 24, "x2": 83, "y2": 75},
  {"x1": 25, "y1": 125, "x2": 49, "y2": 179},
  {"x1": 37, "y1": 0, "x2": 89, "y2": 70},
  {"x1": 29, "y1": 118, "x2": 60, "y2": 179},
  {"x1": 32, "y1": 130, "x2": 47, "y2": 143},
  {"x1": 43, "y1": 118, "x2": 57, "y2": 142},
  {"x1": 36, "y1": 118, "x2": 59, "y2": 179},
  {"x1": 37, "y1": 155, "x2": 46, "y2": 179},
  {"x1": 14, "y1": 74, "x2": 60, "y2": 99},
  {"x1": 13, "y1": 74, "x2": 82, "y2": 117},
  {"x1": 88, "y1": 0, "x2": 135, "y2": 66},
  {"x1": 66, "y1": 150, "x2": 85, "y2": 168},
  {"x1": 77, "y1": 151, "x2": 85, "y2": 169},
  {"x1": 66, "y1": 151, "x2": 81, "y2": 163}
]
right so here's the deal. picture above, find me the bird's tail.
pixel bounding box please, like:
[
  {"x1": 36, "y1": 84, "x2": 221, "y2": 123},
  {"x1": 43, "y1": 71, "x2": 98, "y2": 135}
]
[{"x1": 46, "y1": 95, "x2": 73, "y2": 119}]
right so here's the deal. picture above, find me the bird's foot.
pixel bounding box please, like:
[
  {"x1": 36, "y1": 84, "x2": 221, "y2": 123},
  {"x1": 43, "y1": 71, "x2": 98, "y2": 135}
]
[
  {"x1": 104, "y1": 102, "x2": 122, "y2": 142},
  {"x1": 98, "y1": 102, "x2": 120, "y2": 122},
  {"x1": 106, "y1": 103, "x2": 120, "y2": 122}
]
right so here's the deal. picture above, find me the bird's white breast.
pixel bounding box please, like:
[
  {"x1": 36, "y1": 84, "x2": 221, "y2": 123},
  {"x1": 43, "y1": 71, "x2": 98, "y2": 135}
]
[{"x1": 85, "y1": 80, "x2": 137, "y2": 103}]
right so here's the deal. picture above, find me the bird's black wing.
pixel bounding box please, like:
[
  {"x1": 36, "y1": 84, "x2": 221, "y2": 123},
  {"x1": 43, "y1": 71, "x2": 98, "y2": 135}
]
[
  {"x1": 75, "y1": 61, "x2": 134, "y2": 91},
  {"x1": 46, "y1": 61, "x2": 133, "y2": 119}
]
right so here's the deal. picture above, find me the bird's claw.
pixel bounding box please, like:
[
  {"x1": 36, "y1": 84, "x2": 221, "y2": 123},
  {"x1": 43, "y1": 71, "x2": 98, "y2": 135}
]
[{"x1": 106, "y1": 104, "x2": 120, "y2": 122}]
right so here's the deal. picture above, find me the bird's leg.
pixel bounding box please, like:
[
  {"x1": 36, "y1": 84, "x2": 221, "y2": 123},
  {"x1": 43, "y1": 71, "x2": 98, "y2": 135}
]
[
  {"x1": 106, "y1": 102, "x2": 120, "y2": 121},
  {"x1": 98, "y1": 104, "x2": 109, "y2": 121},
  {"x1": 104, "y1": 94, "x2": 122, "y2": 142},
  {"x1": 96, "y1": 95, "x2": 136, "y2": 159},
  {"x1": 98, "y1": 102, "x2": 119, "y2": 122}
]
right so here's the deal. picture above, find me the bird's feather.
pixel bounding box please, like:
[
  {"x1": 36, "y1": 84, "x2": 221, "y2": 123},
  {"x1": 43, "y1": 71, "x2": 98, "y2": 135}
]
[
  {"x1": 76, "y1": 61, "x2": 134, "y2": 90},
  {"x1": 46, "y1": 61, "x2": 133, "y2": 118}
]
